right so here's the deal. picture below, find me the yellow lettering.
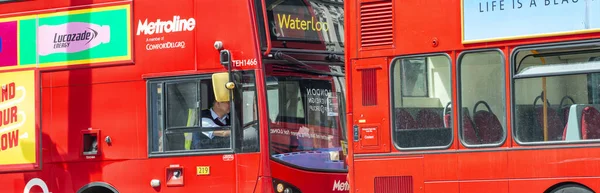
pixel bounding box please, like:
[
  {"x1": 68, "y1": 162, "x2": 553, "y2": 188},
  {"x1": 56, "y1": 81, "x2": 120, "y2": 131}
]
[
  {"x1": 277, "y1": 14, "x2": 291, "y2": 29},
  {"x1": 276, "y1": 14, "x2": 328, "y2": 32},
  {"x1": 296, "y1": 18, "x2": 302, "y2": 29},
  {"x1": 301, "y1": 20, "x2": 307, "y2": 30}
]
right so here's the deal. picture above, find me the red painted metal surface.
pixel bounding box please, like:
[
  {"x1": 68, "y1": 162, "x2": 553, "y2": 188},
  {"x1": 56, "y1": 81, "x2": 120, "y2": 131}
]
[
  {"x1": 345, "y1": 0, "x2": 600, "y2": 193},
  {"x1": 0, "y1": 0, "x2": 347, "y2": 192}
]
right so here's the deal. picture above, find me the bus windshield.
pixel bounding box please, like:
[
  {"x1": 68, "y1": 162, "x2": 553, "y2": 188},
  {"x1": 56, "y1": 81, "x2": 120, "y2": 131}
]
[
  {"x1": 263, "y1": 0, "x2": 344, "y2": 52},
  {"x1": 266, "y1": 63, "x2": 347, "y2": 172}
]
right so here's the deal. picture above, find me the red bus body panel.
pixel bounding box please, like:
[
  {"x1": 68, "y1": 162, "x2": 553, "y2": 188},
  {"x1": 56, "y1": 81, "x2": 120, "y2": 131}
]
[
  {"x1": 0, "y1": 0, "x2": 346, "y2": 192},
  {"x1": 345, "y1": 0, "x2": 600, "y2": 193}
]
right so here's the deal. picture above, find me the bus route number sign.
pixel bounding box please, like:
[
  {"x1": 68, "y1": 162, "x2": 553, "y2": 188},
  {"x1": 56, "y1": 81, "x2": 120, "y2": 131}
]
[{"x1": 196, "y1": 166, "x2": 210, "y2": 176}]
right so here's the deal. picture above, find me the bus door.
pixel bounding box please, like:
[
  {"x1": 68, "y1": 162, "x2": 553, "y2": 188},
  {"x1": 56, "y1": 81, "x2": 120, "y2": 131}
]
[{"x1": 229, "y1": 70, "x2": 261, "y2": 193}]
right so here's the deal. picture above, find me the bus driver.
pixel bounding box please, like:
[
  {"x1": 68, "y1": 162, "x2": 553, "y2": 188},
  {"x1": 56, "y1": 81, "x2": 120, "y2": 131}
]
[{"x1": 191, "y1": 99, "x2": 231, "y2": 149}]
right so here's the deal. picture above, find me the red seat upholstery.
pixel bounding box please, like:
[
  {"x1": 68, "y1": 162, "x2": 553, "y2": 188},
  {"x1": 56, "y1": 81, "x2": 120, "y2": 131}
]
[
  {"x1": 461, "y1": 112, "x2": 478, "y2": 144},
  {"x1": 394, "y1": 109, "x2": 416, "y2": 130},
  {"x1": 535, "y1": 107, "x2": 564, "y2": 141},
  {"x1": 416, "y1": 109, "x2": 443, "y2": 128},
  {"x1": 473, "y1": 110, "x2": 503, "y2": 144},
  {"x1": 581, "y1": 106, "x2": 600, "y2": 140},
  {"x1": 444, "y1": 113, "x2": 451, "y2": 128}
]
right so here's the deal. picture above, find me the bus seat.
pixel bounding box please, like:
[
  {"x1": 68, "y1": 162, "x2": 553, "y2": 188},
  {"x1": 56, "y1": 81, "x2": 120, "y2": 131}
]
[
  {"x1": 532, "y1": 96, "x2": 563, "y2": 141},
  {"x1": 581, "y1": 106, "x2": 600, "y2": 140},
  {"x1": 461, "y1": 111, "x2": 479, "y2": 144},
  {"x1": 472, "y1": 101, "x2": 502, "y2": 143},
  {"x1": 562, "y1": 108, "x2": 570, "y2": 127},
  {"x1": 535, "y1": 106, "x2": 564, "y2": 141},
  {"x1": 473, "y1": 111, "x2": 502, "y2": 143},
  {"x1": 446, "y1": 106, "x2": 478, "y2": 144},
  {"x1": 416, "y1": 109, "x2": 443, "y2": 128},
  {"x1": 562, "y1": 104, "x2": 600, "y2": 141},
  {"x1": 394, "y1": 109, "x2": 416, "y2": 130},
  {"x1": 559, "y1": 95, "x2": 576, "y2": 127}
]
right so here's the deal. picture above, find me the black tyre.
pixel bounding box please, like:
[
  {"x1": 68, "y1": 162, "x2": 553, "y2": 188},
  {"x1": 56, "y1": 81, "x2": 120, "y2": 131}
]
[{"x1": 549, "y1": 184, "x2": 594, "y2": 193}]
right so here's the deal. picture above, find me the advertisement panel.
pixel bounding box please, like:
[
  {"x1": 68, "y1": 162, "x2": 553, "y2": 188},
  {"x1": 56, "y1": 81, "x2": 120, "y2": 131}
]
[
  {"x1": 462, "y1": 0, "x2": 600, "y2": 43},
  {"x1": 0, "y1": 4, "x2": 131, "y2": 70},
  {"x1": 0, "y1": 70, "x2": 39, "y2": 172}
]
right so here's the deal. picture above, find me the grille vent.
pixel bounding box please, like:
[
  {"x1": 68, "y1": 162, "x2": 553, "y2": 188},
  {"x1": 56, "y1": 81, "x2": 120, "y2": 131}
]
[
  {"x1": 374, "y1": 176, "x2": 413, "y2": 193},
  {"x1": 360, "y1": 0, "x2": 393, "y2": 48},
  {"x1": 361, "y1": 68, "x2": 377, "y2": 106}
]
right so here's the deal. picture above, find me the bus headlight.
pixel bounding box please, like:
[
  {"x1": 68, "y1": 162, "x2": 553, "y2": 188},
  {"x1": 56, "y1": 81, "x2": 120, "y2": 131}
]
[{"x1": 273, "y1": 178, "x2": 301, "y2": 193}]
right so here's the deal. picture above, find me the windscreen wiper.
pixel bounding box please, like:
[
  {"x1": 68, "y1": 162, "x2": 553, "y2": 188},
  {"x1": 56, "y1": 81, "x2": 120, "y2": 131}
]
[
  {"x1": 272, "y1": 64, "x2": 342, "y2": 77},
  {"x1": 273, "y1": 51, "x2": 344, "y2": 77}
]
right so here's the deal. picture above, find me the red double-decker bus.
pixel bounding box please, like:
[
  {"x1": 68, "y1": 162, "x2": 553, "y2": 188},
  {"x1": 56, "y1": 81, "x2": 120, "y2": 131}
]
[
  {"x1": 345, "y1": 0, "x2": 600, "y2": 193},
  {"x1": 0, "y1": 0, "x2": 347, "y2": 192}
]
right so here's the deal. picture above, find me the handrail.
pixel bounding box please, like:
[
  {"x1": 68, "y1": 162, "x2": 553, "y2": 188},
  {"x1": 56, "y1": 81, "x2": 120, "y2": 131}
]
[{"x1": 260, "y1": 0, "x2": 272, "y2": 56}]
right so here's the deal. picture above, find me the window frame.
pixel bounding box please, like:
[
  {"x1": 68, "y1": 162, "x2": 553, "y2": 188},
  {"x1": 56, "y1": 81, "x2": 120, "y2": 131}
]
[
  {"x1": 389, "y1": 52, "x2": 454, "y2": 151},
  {"x1": 457, "y1": 48, "x2": 508, "y2": 148},
  {"x1": 146, "y1": 74, "x2": 234, "y2": 157},
  {"x1": 510, "y1": 39, "x2": 600, "y2": 146}
]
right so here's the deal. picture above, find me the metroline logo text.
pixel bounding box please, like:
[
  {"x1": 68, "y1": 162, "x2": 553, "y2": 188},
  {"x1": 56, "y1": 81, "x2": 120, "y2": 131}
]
[
  {"x1": 332, "y1": 180, "x2": 349, "y2": 191},
  {"x1": 136, "y1": 16, "x2": 196, "y2": 36}
]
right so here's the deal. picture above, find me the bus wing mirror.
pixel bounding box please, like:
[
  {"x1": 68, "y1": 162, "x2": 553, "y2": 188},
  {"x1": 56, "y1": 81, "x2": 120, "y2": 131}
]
[
  {"x1": 212, "y1": 72, "x2": 234, "y2": 102},
  {"x1": 220, "y1": 50, "x2": 231, "y2": 68}
]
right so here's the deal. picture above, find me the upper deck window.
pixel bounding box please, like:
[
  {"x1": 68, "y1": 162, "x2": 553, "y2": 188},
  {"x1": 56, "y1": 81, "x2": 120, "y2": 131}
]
[
  {"x1": 262, "y1": 0, "x2": 344, "y2": 52},
  {"x1": 513, "y1": 42, "x2": 600, "y2": 144}
]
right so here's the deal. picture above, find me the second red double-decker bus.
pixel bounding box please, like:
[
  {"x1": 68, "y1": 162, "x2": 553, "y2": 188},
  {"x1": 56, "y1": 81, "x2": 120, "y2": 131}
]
[
  {"x1": 345, "y1": 0, "x2": 600, "y2": 193},
  {"x1": 0, "y1": 0, "x2": 347, "y2": 192}
]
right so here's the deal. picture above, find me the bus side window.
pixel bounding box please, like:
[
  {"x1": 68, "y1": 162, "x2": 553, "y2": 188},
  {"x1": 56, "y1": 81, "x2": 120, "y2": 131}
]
[
  {"x1": 148, "y1": 76, "x2": 233, "y2": 154},
  {"x1": 458, "y1": 51, "x2": 506, "y2": 146},
  {"x1": 514, "y1": 47, "x2": 600, "y2": 143},
  {"x1": 391, "y1": 55, "x2": 453, "y2": 149},
  {"x1": 165, "y1": 81, "x2": 201, "y2": 151}
]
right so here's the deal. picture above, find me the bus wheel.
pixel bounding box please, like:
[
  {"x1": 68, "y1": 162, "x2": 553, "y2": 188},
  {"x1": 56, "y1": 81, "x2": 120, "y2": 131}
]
[
  {"x1": 548, "y1": 184, "x2": 593, "y2": 193},
  {"x1": 77, "y1": 183, "x2": 119, "y2": 193}
]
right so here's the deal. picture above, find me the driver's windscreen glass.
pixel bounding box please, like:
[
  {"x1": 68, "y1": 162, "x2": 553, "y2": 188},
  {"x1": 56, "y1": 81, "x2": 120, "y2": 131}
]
[
  {"x1": 233, "y1": 70, "x2": 260, "y2": 153},
  {"x1": 264, "y1": 0, "x2": 344, "y2": 52},
  {"x1": 266, "y1": 63, "x2": 347, "y2": 171}
]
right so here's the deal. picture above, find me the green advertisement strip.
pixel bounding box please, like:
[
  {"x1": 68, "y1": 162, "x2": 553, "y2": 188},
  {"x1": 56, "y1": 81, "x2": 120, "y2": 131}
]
[
  {"x1": 35, "y1": 8, "x2": 130, "y2": 65},
  {"x1": 0, "y1": 4, "x2": 131, "y2": 70},
  {"x1": 19, "y1": 19, "x2": 38, "y2": 66}
]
